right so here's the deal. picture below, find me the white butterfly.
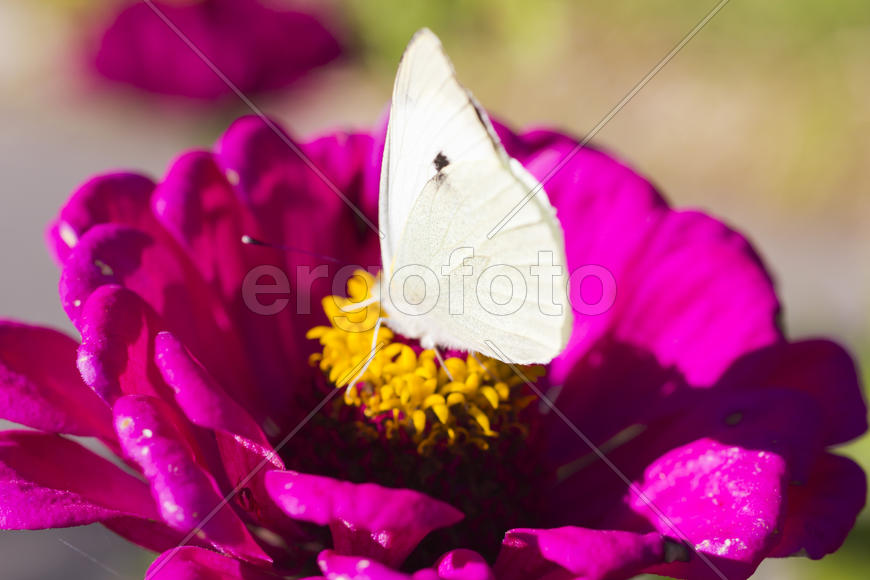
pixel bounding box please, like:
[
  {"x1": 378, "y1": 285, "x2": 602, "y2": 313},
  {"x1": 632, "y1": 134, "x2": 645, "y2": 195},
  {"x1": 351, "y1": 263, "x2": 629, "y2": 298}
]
[{"x1": 373, "y1": 28, "x2": 572, "y2": 365}]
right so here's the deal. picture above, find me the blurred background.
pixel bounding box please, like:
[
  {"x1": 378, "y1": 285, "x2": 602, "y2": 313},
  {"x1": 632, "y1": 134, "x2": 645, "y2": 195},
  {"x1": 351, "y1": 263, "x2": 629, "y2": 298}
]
[{"x1": 0, "y1": 0, "x2": 868, "y2": 578}]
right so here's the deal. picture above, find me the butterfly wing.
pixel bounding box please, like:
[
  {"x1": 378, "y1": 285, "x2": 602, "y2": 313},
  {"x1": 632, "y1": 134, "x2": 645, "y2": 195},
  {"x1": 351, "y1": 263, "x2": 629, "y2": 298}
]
[
  {"x1": 379, "y1": 29, "x2": 571, "y2": 364},
  {"x1": 379, "y1": 28, "x2": 506, "y2": 273},
  {"x1": 384, "y1": 156, "x2": 571, "y2": 364}
]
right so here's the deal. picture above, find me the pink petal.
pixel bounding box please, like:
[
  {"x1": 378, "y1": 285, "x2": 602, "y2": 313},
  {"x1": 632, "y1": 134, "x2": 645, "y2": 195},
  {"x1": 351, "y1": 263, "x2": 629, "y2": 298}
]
[
  {"x1": 540, "y1": 336, "x2": 690, "y2": 461},
  {"x1": 630, "y1": 439, "x2": 787, "y2": 580},
  {"x1": 0, "y1": 321, "x2": 113, "y2": 440},
  {"x1": 90, "y1": 0, "x2": 341, "y2": 100},
  {"x1": 602, "y1": 209, "x2": 780, "y2": 384},
  {"x1": 155, "y1": 331, "x2": 298, "y2": 536},
  {"x1": 152, "y1": 151, "x2": 254, "y2": 309},
  {"x1": 145, "y1": 546, "x2": 278, "y2": 580},
  {"x1": 480, "y1": 126, "x2": 787, "y2": 486},
  {"x1": 495, "y1": 527, "x2": 672, "y2": 580},
  {"x1": 114, "y1": 394, "x2": 270, "y2": 564},
  {"x1": 542, "y1": 334, "x2": 864, "y2": 578},
  {"x1": 214, "y1": 116, "x2": 380, "y2": 271},
  {"x1": 64, "y1": 224, "x2": 256, "y2": 415},
  {"x1": 311, "y1": 549, "x2": 494, "y2": 580},
  {"x1": 47, "y1": 172, "x2": 158, "y2": 265},
  {"x1": 550, "y1": 210, "x2": 781, "y2": 426},
  {"x1": 60, "y1": 224, "x2": 231, "y2": 357},
  {"x1": 265, "y1": 471, "x2": 463, "y2": 568},
  {"x1": 154, "y1": 331, "x2": 272, "y2": 450},
  {"x1": 499, "y1": 129, "x2": 780, "y2": 388},
  {"x1": 53, "y1": 169, "x2": 260, "y2": 418},
  {"x1": 303, "y1": 131, "x2": 382, "y2": 224},
  {"x1": 0, "y1": 430, "x2": 156, "y2": 529},
  {"x1": 316, "y1": 550, "x2": 438, "y2": 580},
  {"x1": 546, "y1": 384, "x2": 824, "y2": 576},
  {"x1": 76, "y1": 285, "x2": 172, "y2": 404},
  {"x1": 150, "y1": 147, "x2": 300, "y2": 424},
  {"x1": 435, "y1": 549, "x2": 495, "y2": 580}
]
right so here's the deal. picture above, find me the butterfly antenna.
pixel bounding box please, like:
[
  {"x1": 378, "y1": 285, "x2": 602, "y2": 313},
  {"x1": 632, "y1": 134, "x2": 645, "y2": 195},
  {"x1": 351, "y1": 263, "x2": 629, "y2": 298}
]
[
  {"x1": 470, "y1": 351, "x2": 494, "y2": 379},
  {"x1": 433, "y1": 346, "x2": 455, "y2": 382},
  {"x1": 338, "y1": 296, "x2": 379, "y2": 313},
  {"x1": 343, "y1": 317, "x2": 384, "y2": 392},
  {"x1": 241, "y1": 235, "x2": 345, "y2": 264}
]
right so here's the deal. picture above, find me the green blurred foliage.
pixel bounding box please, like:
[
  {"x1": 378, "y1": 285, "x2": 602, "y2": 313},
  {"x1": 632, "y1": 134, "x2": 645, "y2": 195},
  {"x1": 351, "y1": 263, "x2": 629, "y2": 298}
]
[
  {"x1": 346, "y1": 0, "x2": 870, "y2": 62},
  {"x1": 344, "y1": 0, "x2": 870, "y2": 208}
]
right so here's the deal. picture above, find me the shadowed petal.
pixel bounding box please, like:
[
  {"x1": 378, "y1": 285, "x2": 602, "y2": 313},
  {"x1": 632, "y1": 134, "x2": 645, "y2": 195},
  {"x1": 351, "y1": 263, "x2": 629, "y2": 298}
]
[
  {"x1": 716, "y1": 339, "x2": 867, "y2": 445},
  {"x1": 212, "y1": 116, "x2": 381, "y2": 428},
  {"x1": 770, "y1": 452, "x2": 866, "y2": 559},
  {"x1": 152, "y1": 151, "x2": 255, "y2": 304},
  {"x1": 0, "y1": 430, "x2": 156, "y2": 529},
  {"x1": 214, "y1": 116, "x2": 380, "y2": 270},
  {"x1": 145, "y1": 546, "x2": 279, "y2": 579},
  {"x1": 0, "y1": 321, "x2": 113, "y2": 440},
  {"x1": 104, "y1": 516, "x2": 207, "y2": 555}
]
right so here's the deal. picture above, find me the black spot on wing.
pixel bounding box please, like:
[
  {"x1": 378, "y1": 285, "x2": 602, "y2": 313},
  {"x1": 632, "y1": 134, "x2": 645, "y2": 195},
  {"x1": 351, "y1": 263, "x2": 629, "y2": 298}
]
[{"x1": 433, "y1": 152, "x2": 449, "y2": 171}]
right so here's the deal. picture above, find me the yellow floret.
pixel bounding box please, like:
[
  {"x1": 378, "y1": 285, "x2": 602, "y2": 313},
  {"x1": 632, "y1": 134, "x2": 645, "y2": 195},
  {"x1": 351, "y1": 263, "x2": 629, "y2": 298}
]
[{"x1": 308, "y1": 270, "x2": 545, "y2": 454}]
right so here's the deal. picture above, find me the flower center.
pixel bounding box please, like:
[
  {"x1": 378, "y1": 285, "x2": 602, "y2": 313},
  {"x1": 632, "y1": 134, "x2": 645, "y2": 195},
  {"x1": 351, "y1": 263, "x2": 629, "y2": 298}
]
[
  {"x1": 295, "y1": 271, "x2": 553, "y2": 564},
  {"x1": 307, "y1": 271, "x2": 545, "y2": 456}
]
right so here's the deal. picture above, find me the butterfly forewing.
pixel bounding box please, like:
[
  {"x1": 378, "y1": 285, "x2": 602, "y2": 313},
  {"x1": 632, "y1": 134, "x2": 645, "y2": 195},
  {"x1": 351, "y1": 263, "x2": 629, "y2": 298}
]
[
  {"x1": 380, "y1": 29, "x2": 505, "y2": 271},
  {"x1": 378, "y1": 29, "x2": 572, "y2": 364}
]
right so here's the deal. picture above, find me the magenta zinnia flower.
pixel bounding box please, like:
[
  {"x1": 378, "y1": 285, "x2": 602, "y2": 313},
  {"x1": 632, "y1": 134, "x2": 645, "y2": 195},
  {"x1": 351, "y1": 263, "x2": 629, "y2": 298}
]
[
  {"x1": 88, "y1": 0, "x2": 342, "y2": 100},
  {"x1": 0, "y1": 114, "x2": 865, "y2": 580}
]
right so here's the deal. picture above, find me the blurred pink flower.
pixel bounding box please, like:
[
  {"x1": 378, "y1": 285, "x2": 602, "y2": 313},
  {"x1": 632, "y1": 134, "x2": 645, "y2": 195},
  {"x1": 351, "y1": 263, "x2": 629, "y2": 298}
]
[
  {"x1": 0, "y1": 114, "x2": 865, "y2": 579},
  {"x1": 88, "y1": 0, "x2": 341, "y2": 100}
]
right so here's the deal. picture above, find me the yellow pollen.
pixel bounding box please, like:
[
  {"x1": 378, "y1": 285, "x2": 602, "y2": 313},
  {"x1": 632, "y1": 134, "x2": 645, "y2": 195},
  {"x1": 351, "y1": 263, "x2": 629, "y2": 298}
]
[{"x1": 307, "y1": 271, "x2": 545, "y2": 454}]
